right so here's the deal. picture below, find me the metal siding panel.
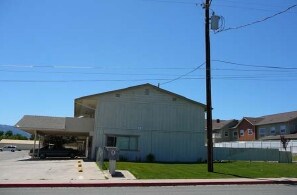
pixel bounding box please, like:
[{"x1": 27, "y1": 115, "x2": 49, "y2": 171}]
[{"x1": 92, "y1": 87, "x2": 206, "y2": 162}]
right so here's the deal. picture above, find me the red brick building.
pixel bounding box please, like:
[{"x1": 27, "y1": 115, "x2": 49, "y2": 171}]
[{"x1": 235, "y1": 117, "x2": 264, "y2": 141}]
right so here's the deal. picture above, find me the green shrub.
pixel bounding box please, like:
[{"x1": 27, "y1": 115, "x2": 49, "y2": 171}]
[{"x1": 146, "y1": 153, "x2": 155, "y2": 162}]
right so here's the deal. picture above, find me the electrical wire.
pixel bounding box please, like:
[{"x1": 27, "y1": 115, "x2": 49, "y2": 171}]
[
  {"x1": 216, "y1": 4, "x2": 297, "y2": 33},
  {"x1": 140, "y1": 0, "x2": 197, "y2": 5},
  {"x1": 214, "y1": 0, "x2": 295, "y2": 9},
  {"x1": 0, "y1": 64, "x2": 194, "y2": 70},
  {"x1": 159, "y1": 62, "x2": 205, "y2": 85},
  {"x1": 0, "y1": 69, "x2": 184, "y2": 77},
  {"x1": 212, "y1": 60, "x2": 297, "y2": 70},
  {"x1": 2, "y1": 75, "x2": 297, "y2": 83},
  {"x1": 2, "y1": 60, "x2": 297, "y2": 84},
  {"x1": 213, "y1": 4, "x2": 297, "y2": 14}
]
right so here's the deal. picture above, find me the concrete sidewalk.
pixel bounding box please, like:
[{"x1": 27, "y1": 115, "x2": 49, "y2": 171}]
[
  {"x1": 0, "y1": 151, "x2": 296, "y2": 188},
  {"x1": 1, "y1": 177, "x2": 297, "y2": 188}
]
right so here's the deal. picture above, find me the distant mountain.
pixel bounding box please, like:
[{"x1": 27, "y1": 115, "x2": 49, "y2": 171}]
[{"x1": 0, "y1": 124, "x2": 31, "y2": 138}]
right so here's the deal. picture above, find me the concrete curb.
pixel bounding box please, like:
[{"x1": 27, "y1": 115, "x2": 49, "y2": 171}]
[{"x1": 1, "y1": 179, "x2": 297, "y2": 188}]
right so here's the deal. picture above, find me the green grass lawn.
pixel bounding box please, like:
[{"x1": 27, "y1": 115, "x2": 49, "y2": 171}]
[{"x1": 102, "y1": 161, "x2": 297, "y2": 179}]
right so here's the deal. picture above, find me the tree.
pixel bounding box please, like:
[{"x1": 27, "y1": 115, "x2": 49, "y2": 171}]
[
  {"x1": 280, "y1": 135, "x2": 290, "y2": 151},
  {"x1": 0, "y1": 131, "x2": 4, "y2": 137},
  {"x1": 13, "y1": 134, "x2": 28, "y2": 140},
  {"x1": 5, "y1": 130, "x2": 13, "y2": 137}
]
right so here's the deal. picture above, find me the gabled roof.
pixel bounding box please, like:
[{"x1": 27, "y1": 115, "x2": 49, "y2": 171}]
[
  {"x1": 244, "y1": 117, "x2": 265, "y2": 125},
  {"x1": 232, "y1": 111, "x2": 297, "y2": 128},
  {"x1": 256, "y1": 111, "x2": 297, "y2": 125},
  {"x1": 231, "y1": 117, "x2": 264, "y2": 129},
  {"x1": 75, "y1": 83, "x2": 206, "y2": 108},
  {"x1": 208, "y1": 119, "x2": 238, "y2": 130}
]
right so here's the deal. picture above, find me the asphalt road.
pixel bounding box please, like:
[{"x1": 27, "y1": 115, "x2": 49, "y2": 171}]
[{"x1": 1, "y1": 185, "x2": 297, "y2": 195}]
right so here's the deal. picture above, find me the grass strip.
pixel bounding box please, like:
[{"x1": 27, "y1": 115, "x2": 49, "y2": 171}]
[{"x1": 102, "y1": 161, "x2": 297, "y2": 179}]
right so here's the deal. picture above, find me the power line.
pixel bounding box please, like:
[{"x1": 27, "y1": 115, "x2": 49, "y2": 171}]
[
  {"x1": 211, "y1": 67, "x2": 297, "y2": 73},
  {"x1": 212, "y1": 59, "x2": 297, "y2": 70},
  {"x1": 0, "y1": 78, "x2": 172, "y2": 83},
  {"x1": 140, "y1": 0, "x2": 197, "y2": 5},
  {"x1": 2, "y1": 74, "x2": 297, "y2": 83},
  {"x1": 0, "y1": 64, "x2": 191, "y2": 70},
  {"x1": 0, "y1": 64, "x2": 194, "y2": 70},
  {"x1": 213, "y1": 3, "x2": 297, "y2": 13},
  {"x1": 0, "y1": 69, "x2": 184, "y2": 77},
  {"x1": 216, "y1": 4, "x2": 297, "y2": 33},
  {"x1": 159, "y1": 62, "x2": 205, "y2": 85}
]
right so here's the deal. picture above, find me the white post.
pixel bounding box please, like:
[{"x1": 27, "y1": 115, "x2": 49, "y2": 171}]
[
  {"x1": 109, "y1": 160, "x2": 116, "y2": 176},
  {"x1": 38, "y1": 134, "x2": 41, "y2": 157},
  {"x1": 85, "y1": 136, "x2": 89, "y2": 159},
  {"x1": 33, "y1": 130, "x2": 37, "y2": 159}
]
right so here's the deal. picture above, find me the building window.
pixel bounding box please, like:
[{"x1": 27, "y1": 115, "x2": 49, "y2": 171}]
[
  {"x1": 248, "y1": 129, "x2": 253, "y2": 135},
  {"x1": 280, "y1": 125, "x2": 286, "y2": 134},
  {"x1": 233, "y1": 131, "x2": 238, "y2": 137},
  {"x1": 224, "y1": 131, "x2": 229, "y2": 137},
  {"x1": 106, "y1": 136, "x2": 117, "y2": 147},
  {"x1": 270, "y1": 127, "x2": 276, "y2": 135},
  {"x1": 259, "y1": 128, "x2": 266, "y2": 137},
  {"x1": 240, "y1": 129, "x2": 244, "y2": 136},
  {"x1": 106, "y1": 135, "x2": 138, "y2": 151}
]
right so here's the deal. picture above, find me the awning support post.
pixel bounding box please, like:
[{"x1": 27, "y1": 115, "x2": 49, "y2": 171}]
[
  {"x1": 85, "y1": 136, "x2": 89, "y2": 159},
  {"x1": 33, "y1": 130, "x2": 37, "y2": 159}
]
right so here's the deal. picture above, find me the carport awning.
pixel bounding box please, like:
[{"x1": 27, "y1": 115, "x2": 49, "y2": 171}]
[{"x1": 15, "y1": 115, "x2": 94, "y2": 136}]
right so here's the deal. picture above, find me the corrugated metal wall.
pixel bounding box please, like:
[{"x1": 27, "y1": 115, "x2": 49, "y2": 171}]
[
  {"x1": 214, "y1": 148, "x2": 292, "y2": 163},
  {"x1": 91, "y1": 86, "x2": 206, "y2": 162}
]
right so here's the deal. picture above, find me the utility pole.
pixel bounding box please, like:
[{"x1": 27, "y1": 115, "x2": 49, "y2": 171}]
[{"x1": 204, "y1": 0, "x2": 213, "y2": 172}]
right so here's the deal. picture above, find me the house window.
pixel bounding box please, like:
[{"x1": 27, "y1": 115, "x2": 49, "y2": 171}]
[
  {"x1": 259, "y1": 128, "x2": 266, "y2": 137},
  {"x1": 248, "y1": 129, "x2": 253, "y2": 135},
  {"x1": 270, "y1": 127, "x2": 276, "y2": 135},
  {"x1": 233, "y1": 131, "x2": 238, "y2": 137},
  {"x1": 106, "y1": 135, "x2": 138, "y2": 151},
  {"x1": 280, "y1": 125, "x2": 286, "y2": 134},
  {"x1": 240, "y1": 129, "x2": 244, "y2": 136},
  {"x1": 224, "y1": 131, "x2": 229, "y2": 137}
]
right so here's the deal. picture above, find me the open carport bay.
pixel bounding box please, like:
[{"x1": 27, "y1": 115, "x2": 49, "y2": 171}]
[{"x1": 0, "y1": 150, "x2": 106, "y2": 182}]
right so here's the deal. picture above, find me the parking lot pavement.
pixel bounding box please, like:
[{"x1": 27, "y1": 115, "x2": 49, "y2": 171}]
[{"x1": 0, "y1": 150, "x2": 106, "y2": 182}]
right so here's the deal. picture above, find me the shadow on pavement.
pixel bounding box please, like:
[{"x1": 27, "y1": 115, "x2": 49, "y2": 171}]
[{"x1": 112, "y1": 171, "x2": 125, "y2": 178}]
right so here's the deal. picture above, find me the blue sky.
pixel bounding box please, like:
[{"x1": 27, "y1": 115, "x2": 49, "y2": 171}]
[{"x1": 1, "y1": 0, "x2": 297, "y2": 125}]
